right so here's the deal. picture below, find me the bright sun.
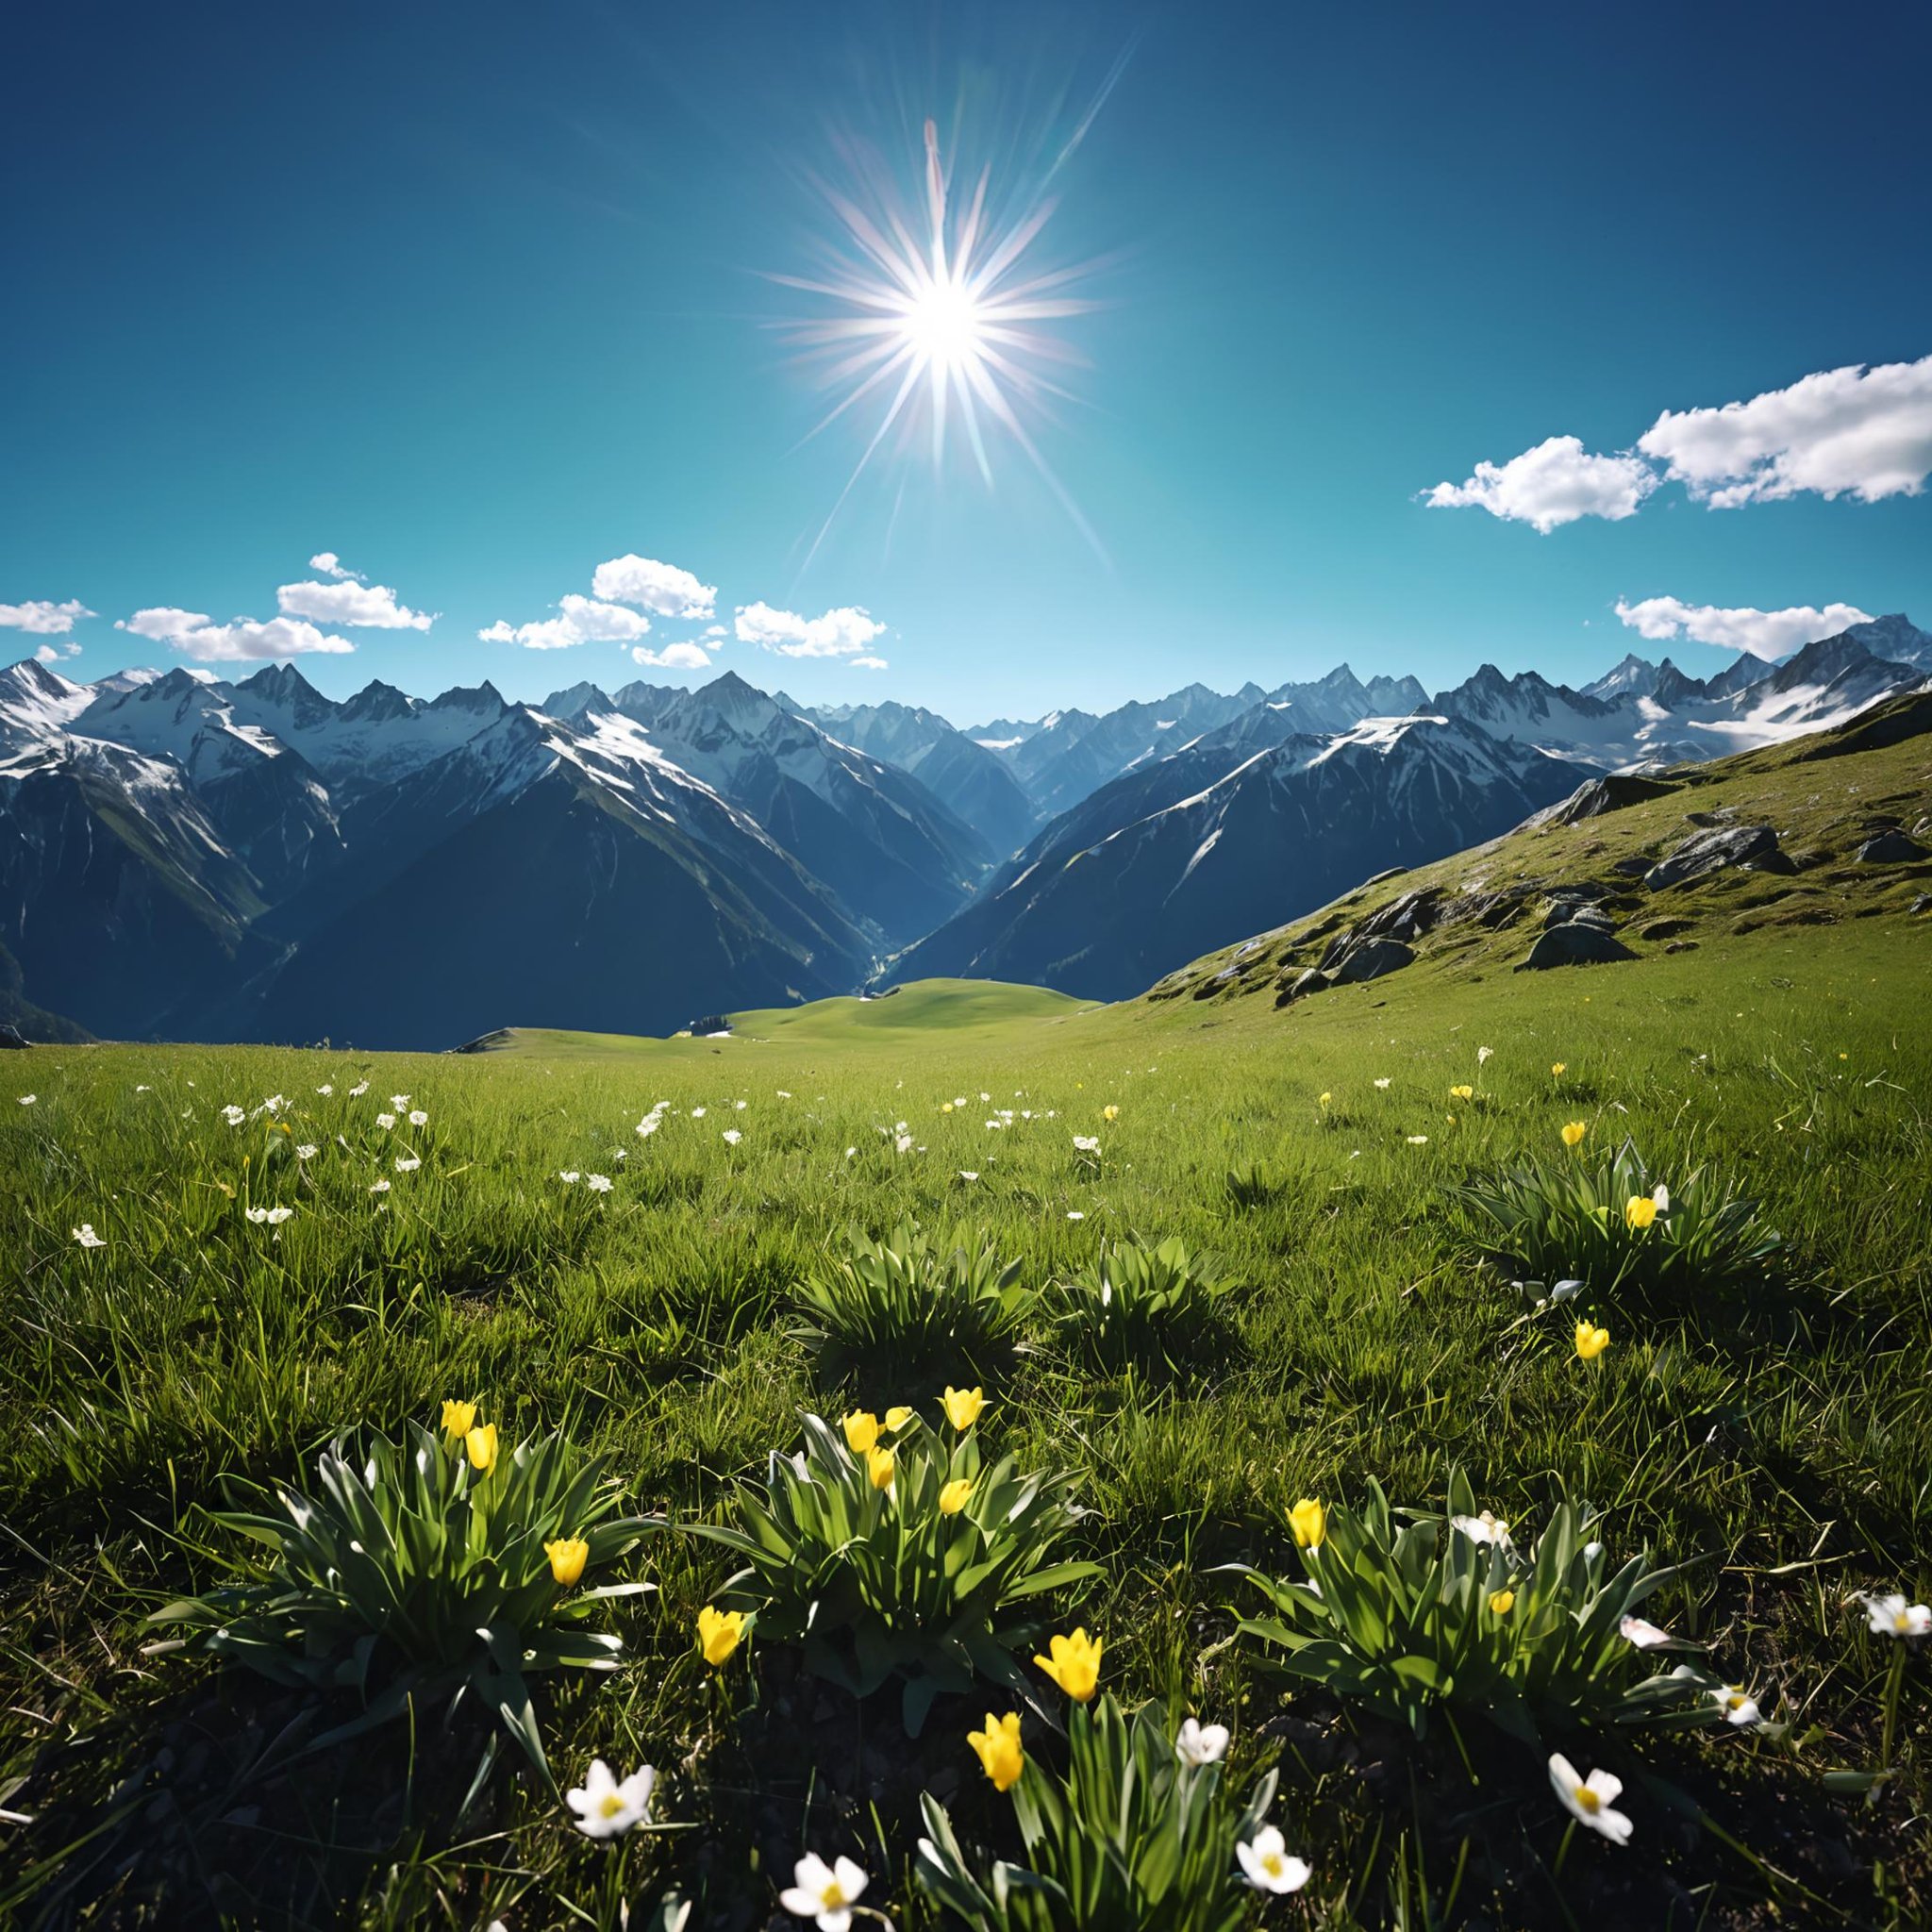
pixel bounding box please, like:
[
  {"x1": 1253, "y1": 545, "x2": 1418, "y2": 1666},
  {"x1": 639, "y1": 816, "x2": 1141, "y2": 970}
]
[{"x1": 896, "y1": 275, "x2": 987, "y2": 374}]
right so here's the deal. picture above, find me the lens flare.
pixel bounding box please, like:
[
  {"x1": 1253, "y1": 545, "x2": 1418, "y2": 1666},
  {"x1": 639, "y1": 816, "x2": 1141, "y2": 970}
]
[{"x1": 773, "y1": 114, "x2": 1106, "y2": 558}]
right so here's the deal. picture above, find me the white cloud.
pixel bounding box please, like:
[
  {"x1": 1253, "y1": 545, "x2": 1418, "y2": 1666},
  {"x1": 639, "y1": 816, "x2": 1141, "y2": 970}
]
[
  {"x1": 1, "y1": 598, "x2": 94, "y2": 635},
  {"x1": 118, "y1": 608, "x2": 355, "y2": 661},
  {"x1": 1424, "y1": 436, "x2": 1657, "y2": 533},
  {"x1": 478, "y1": 594, "x2": 654, "y2": 651},
  {"x1": 630, "y1": 641, "x2": 711, "y2": 670},
  {"x1": 702, "y1": 623, "x2": 727, "y2": 638},
  {"x1": 35, "y1": 641, "x2": 83, "y2": 664},
  {"x1": 307, "y1": 552, "x2": 365, "y2": 581},
  {"x1": 1638, "y1": 357, "x2": 1932, "y2": 508},
  {"x1": 850, "y1": 655, "x2": 889, "y2": 671},
  {"x1": 735, "y1": 601, "x2": 889, "y2": 658},
  {"x1": 591, "y1": 555, "x2": 717, "y2": 619},
  {"x1": 1613, "y1": 595, "x2": 1874, "y2": 660},
  {"x1": 277, "y1": 575, "x2": 434, "y2": 630}
]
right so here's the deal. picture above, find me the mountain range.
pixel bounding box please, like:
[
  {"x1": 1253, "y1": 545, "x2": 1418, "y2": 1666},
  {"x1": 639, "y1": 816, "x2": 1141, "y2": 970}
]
[{"x1": 1, "y1": 615, "x2": 1924, "y2": 1041}]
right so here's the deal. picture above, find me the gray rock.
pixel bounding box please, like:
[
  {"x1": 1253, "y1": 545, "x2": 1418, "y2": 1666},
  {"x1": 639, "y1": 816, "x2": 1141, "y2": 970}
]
[
  {"x1": 1330, "y1": 938, "x2": 1416, "y2": 985},
  {"x1": 1543, "y1": 772, "x2": 1681, "y2": 825},
  {"x1": 1610, "y1": 855, "x2": 1654, "y2": 876},
  {"x1": 1856, "y1": 829, "x2": 1928, "y2": 863},
  {"x1": 1644, "y1": 824, "x2": 1793, "y2": 890},
  {"x1": 1543, "y1": 900, "x2": 1616, "y2": 931},
  {"x1": 1357, "y1": 887, "x2": 1445, "y2": 944},
  {"x1": 1516, "y1": 923, "x2": 1638, "y2": 971}
]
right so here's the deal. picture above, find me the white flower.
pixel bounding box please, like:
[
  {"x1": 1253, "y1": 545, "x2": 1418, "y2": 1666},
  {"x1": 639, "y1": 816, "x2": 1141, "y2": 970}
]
[
  {"x1": 585, "y1": 1174, "x2": 612, "y2": 1192},
  {"x1": 734, "y1": 1098, "x2": 747, "y2": 1110},
  {"x1": 369, "y1": 1178, "x2": 391, "y2": 1194},
  {"x1": 1450, "y1": 1509, "x2": 1510, "y2": 1547},
  {"x1": 390, "y1": 1094, "x2": 410, "y2": 1111},
  {"x1": 559, "y1": 1170, "x2": 580, "y2": 1183},
  {"x1": 1477, "y1": 1045, "x2": 1493, "y2": 1064},
  {"x1": 1861, "y1": 1591, "x2": 1932, "y2": 1638},
  {"x1": 316, "y1": 1083, "x2": 333, "y2": 1096},
  {"x1": 222, "y1": 1105, "x2": 246, "y2": 1125},
  {"x1": 1373, "y1": 1077, "x2": 1391, "y2": 1090},
  {"x1": 778, "y1": 1852, "x2": 869, "y2": 1930},
  {"x1": 394, "y1": 1155, "x2": 421, "y2": 1173},
  {"x1": 691, "y1": 1107, "x2": 707, "y2": 1118},
  {"x1": 844, "y1": 1146, "x2": 857, "y2": 1159},
  {"x1": 958, "y1": 1170, "x2": 979, "y2": 1181},
  {"x1": 1236, "y1": 1824, "x2": 1309, "y2": 1893},
  {"x1": 1407, "y1": 1134, "x2": 1428, "y2": 1144},
  {"x1": 564, "y1": 1758, "x2": 656, "y2": 1840},
  {"x1": 979, "y1": 1091, "x2": 991, "y2": 1102},
  {"x1": 1652, "y1": 1182, "x2": 1670, "y2": 1212},
  {"x1": 953, "y1": 1095, "x2": 968, "y2": 1108},
  {"x1": 258, "y1": 1093, "x2": 287, "y2": 1115},
  {"x1": 1619, "y1": 1615, "x2": 1673, "y2": 1649},
  {"x1": 985, "y1": 1119, "x2": 1006, "y2": 1130},
  {"x1": 1067, "y1": 1209, "x2": 1085, "y2": 1221},
  {"x1": 408, "y1": 1109, "x2": 428, "y2": 1126},
  {"x1": 1716, "y1": 1687, "x2": 1762, "y2": 1726},
  {"x1": 777, "y1": 1089, "x2": 792, "y2": 1098},
  {"x1": 73, "y1": 1224, "x2": 106, "y2": 1249},
  {"x1": 245, "y1": 1205, "x2": 294, "y2": 1225},
  {"x1": 1547, "y1": 1754, "x2": 1632, "y2": 1843},
  {"x1": 296, "y1": 1143, "x2": 318, "y2": 1159},
  {"x1": 17, "y1": 1093, "x2": 36, "y2": 1106},
  {"x1": 1072, "y1": 1135, "x2": 1101, "y2": 1153},
  {"x1": 348, "y1": 1080, "x2": 369, "y2": 1096},
  {"x1": 136, "y1": 1084, "x2": 151, "y2": 1091},
  {"x1": 723, "y1": 1128, "x2": 742, "y2": 1146},
  {"x1": 637, "y1": 1115, "x2": 661, "y2": 1139},
  {"x1": 894, "y1": 1133, "x2": 914, "y2": 1154},
  {"x1": 375, "y1": 1112, "x2": 396, "y2": 1130},
  {"x1": 1176, "y1": 1717, "x2": 1229, "y2": 1766}
]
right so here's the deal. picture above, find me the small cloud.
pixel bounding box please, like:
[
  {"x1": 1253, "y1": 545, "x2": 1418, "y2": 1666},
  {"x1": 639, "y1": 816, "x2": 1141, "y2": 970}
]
[
  {"x1": 1, "y1": 597, "x2": 94, "y2": 635},
  {"x1": 118, "y1": 608, "x2": 355, "y2": 661},
  {"x1": 851, "y1": 655, "x2": 889, "y2": 671},
  {"x1": 703, "y1": 623, "x2": 727, "y2": 638},
  {"x1": 1638, "y1": 356, "x2": 1932, "y2": 508},
  {"x1": 1424, "y1": 436, "x2": 1657, "y2": 533},
  {"x1": 630, "y1": 641, "x2": 711, "y2": 670},
  {"x1": 307, "y1": 552, "x2": 366, "y2": 582},
  {"x1": 591, "y1": 555, "x2": 717, "y2": 619},
  {"x1": 479, "y1": 594, "x2": 653, "y2": 651},
  {"x1": 1612, "y1": 594, "x2": 1874, "y2": 660},
  {"x1": 35, "y1": 641, "x2": 83, "y2": 664},
  {"x1": 735, "y1": 600, "x2": 888, "y2": 658},
  {"x1": 278, "y1": 562, "x2": 434, "y2": 630}
]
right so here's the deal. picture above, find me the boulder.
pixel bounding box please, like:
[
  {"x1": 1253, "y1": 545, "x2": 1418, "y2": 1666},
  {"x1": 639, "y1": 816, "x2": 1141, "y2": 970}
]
[
  {"x1": 1543, "y1": 900, "x2": 1616, "y2": 932},
  {"x1": 1357, "y1": 887, "x2": 1445, "y2": 944},
  {"x1": 1277, "y1": 967, "x2": 1333, "y2": 1006},
  {"x1": 1856, "y1": 829, "x2": 1928, "y2": 864},
  {"x1": 1610, "y1": 855, "x2": 1654, "y2": 876},
  {"x1": 1329, "y1": 938, "x2": 1416, "y2": 985},
  {"x1": 1543, "y1": 772, "x2": 1680, "y2": 825},
  {"x1": 1644, "y1": 824, "x2": 1793, "y2": 890},
  {"x1": 1516, "y1": 923, "x2": 1638, "y2": 971}
]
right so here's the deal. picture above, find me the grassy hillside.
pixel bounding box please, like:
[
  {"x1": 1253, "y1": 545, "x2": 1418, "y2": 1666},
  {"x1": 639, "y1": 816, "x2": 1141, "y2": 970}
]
[{"x1": 3, "y1": 719, "x2": 1928, "y2": 1929}]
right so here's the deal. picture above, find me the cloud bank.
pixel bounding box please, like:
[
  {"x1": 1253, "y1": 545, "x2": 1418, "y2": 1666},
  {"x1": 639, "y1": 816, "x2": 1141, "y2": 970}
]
[
  {"x1": 1613, "y1": 595, "x2": 1874, "y2": 660},
  {"x1": 1, "y1": 598, "x2": 94, "y2": 635},
  {"x1": 118, "y1": 608, "x2": 356, "y2": 661},
  {"x1": 734, "y1": 602, "x2": 888, "y2": 658}
]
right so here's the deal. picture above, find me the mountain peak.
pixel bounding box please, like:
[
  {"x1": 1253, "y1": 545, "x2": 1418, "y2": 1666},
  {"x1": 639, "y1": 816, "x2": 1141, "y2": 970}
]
[{"x1": 236, "y1": 661, "x2": 324, "y2": 705}]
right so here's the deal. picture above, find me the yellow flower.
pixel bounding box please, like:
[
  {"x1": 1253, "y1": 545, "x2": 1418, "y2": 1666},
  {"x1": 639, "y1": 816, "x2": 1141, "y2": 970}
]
[
  {"x1": 939, "y1": 1477, "x2": 974, "y2": 1515},
  {"x1": 441, "y1": 1398, "x2": 477, "y2": 1438},
  {"x1": 697, "y1": 1605, "x2": 743, "y2": 1666},
  {"x1": 866, "y1": 1445, "x2": 896, "y2": 1491},
  {"x1": 544, "y1": 1536, "x2": 589, "y2": 1586},
  {"x1": 968, "y1": 1710, "x2": 1024, "y2": 1791},
  {"x1": 1552, "y1": 1062, "x2": 1567, "y2": 1077},
  {"x1": 841, "y1": 1409, "x2": 880, "y2": 1454},
  {"x1": 1624, "y1": 1194, "x2": 1658, "y2": 1230},
  {"x1": 1575, "y1": 1319, "x2": 1610, "y2": 1362},
  {"x1": 941, "y1": 1101, "x2": 955, "y2": 1113},
  {"x1": 464, "y1": 1423, "x2": 498, "y2": 1473},
  {"x1": 1290, "y1": 1497, "x2": 1326, "y2": 1549},
  {"x1": 1489, "y1": 1588, "x2": 1517, "y2": 1615},
  {"x1": 1102, "y1": 1104, "x2": 1120, "y2": 1122},
  {"x1": 1318, "y1": 1091, "x2": 1332, "y2": 1108},
  {"x1": 884, "y1": 1405, "x2": 915, "y2": 1432},
  {"x1": 1561, "y1": 1121, "x2": 1588, "y2": 1149},
  {"x1": 1034, "y1": 1628, "x2": 1103, "y2": 1702},
  {"x1": 941, "y1": 1385, "x2": 986, "y2": 1430},
  {"x1": 1450, "y1": 1084, "x2": 1474, "y2": 1101}
]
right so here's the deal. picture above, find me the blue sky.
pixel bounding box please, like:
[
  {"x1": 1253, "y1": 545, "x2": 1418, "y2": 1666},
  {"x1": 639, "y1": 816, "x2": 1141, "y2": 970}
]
[{"x1": 3, "y1": 0, "x2": 1927, "y2": 724}]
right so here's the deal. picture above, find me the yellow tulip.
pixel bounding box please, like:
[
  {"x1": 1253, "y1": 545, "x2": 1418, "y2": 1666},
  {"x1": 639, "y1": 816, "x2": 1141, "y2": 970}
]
[
  {"x1": 1034, "y1": 1628, "x2": 1103, "y2": 1702},
  {"x1": 544, "y1": 1536, "x2": 589, "y2": 1586},
  {"x1": 1290, "y1": 1497, "x2": 1326, "y2": 1549},
  {"x1": 697, "y1": 1605, "x2": 744, "y2": 1666},
  {"x1": 866, "y1": 1445, "x2": 896, "y2": 1491},
  {"x1": 884, "y1": 1405, "x2": 915, "y2": 1431},
  {"x1": 1575, "y1": 1319, "x2": 1610, "y2": 1362},
  {"x1": 1624, "y1": 1194, "x2": 1658, "y2": 1230},
  {"x1": 968, "y1": 1710, "x2": 1024, "y2": 1791},
  {"x1": 441, "y1": 1398, "x2": 477, "y2": 1439},
  {"x1": 1489, "y1": 1588, "x2": 1516, "y2": 1615},
  {"x1": 941, "y1": 1385, "x2": 986, "y2": 1431},
  {"x1": 939, "y1": 1477, "x2": 974, "y2": 1515},
  {"x1": 1552, "y1": 1062, "x2": 1567, "y2": 1077},
  {"x1": 1561, "y1": 1121, "x2": 1588, "y2": 1149},
  {"x1": 1450, "y1": 1084, "x2": 1474, "y2": 1101},
  {"x1": 1102, "y1": 1104, "x2": 1120, "y2": 1122},
  {"x1": 464, "y1": 1423, "x2": 498, "y2": 1473},
  {"x1": 841, "y1": 1409, "x2": 880, "y2": 1454}
]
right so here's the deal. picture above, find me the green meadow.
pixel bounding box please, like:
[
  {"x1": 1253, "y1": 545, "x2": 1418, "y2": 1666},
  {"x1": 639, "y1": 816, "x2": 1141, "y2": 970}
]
[{"x1": 3, "y1": 923, "x2": 1927, "y2": 1929}]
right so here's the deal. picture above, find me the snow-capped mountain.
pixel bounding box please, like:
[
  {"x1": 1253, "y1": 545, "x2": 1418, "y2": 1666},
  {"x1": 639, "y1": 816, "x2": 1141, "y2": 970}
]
[{"x1": 896, "y1": 713, "x2": 1586, "y2": 1001}]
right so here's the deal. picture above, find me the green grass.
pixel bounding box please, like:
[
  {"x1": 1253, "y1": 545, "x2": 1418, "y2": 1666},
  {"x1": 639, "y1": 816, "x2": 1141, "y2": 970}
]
[{"x1": 4, "y1": 730, "x2": 1930, "y2": 1930}]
